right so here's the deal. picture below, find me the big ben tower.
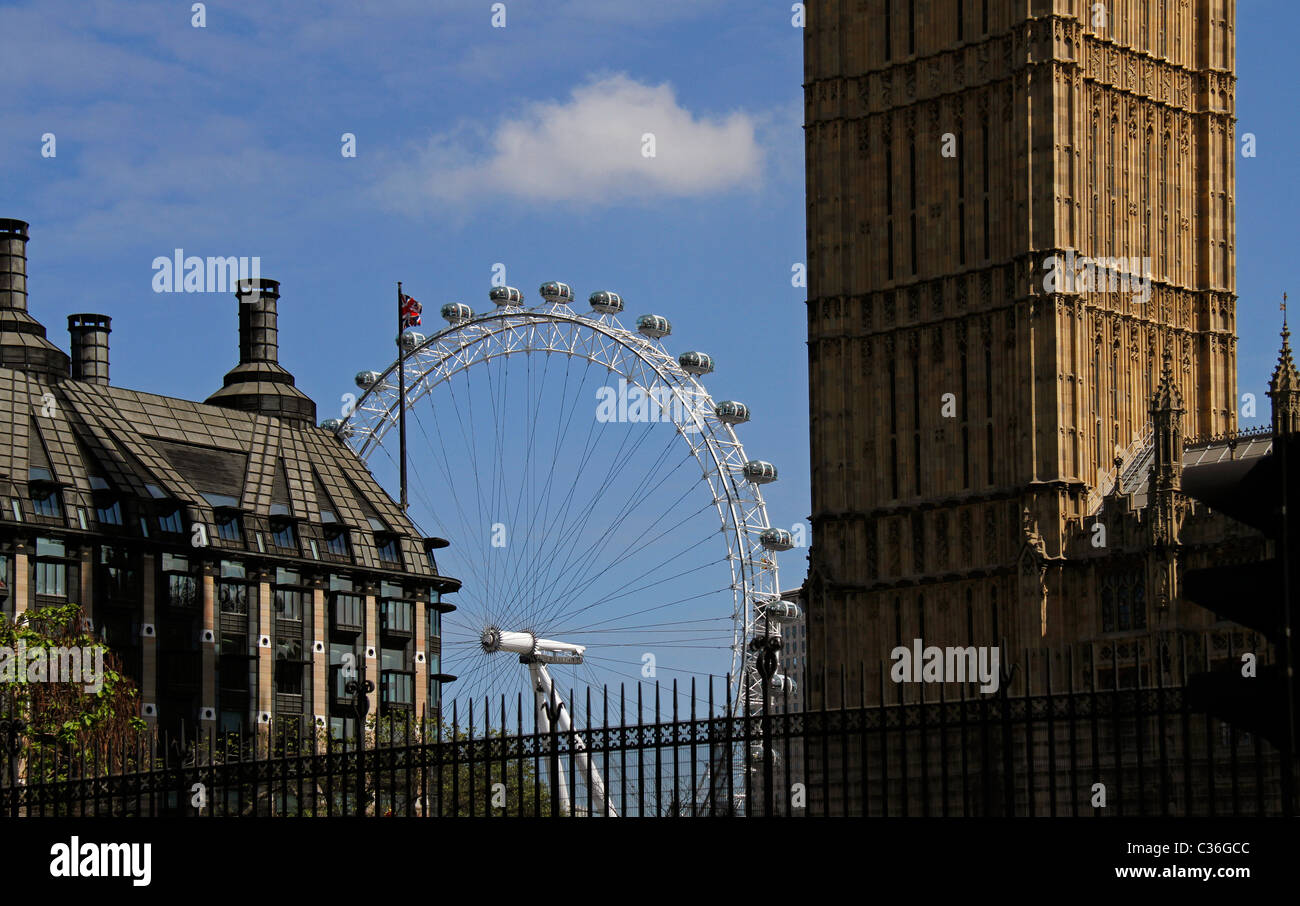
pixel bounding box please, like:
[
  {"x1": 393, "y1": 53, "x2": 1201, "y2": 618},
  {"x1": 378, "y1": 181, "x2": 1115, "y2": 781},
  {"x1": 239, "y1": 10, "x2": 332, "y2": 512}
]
[{"x1": 802, "y1": 0, "x2": 1237, "y2": 706}]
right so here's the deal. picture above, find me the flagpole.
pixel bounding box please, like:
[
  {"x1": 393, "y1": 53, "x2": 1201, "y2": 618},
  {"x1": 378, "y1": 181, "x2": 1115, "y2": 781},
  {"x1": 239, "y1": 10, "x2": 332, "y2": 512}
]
[{"x1": 397, "y1": 281, "x2": 409, "y2": 512}]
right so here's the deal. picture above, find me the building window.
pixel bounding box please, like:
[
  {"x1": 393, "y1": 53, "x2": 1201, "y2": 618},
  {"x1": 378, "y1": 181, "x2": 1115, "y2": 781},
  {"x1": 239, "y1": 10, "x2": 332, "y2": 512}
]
[
  {"x1": 216, "y1": 511, "x2": 242, "y2": 543},
  {"x1": 274, "y1": 568, "x2": 306, "y2": 622},
  {"x1": 31, "y1": 487, "x2": 61, "y2": 518},
  {"x1": 428, "y1": 605, "x2": 441, "y2": 640},
  {"x1": 0, "y1": 555, "x2": 9, "y2": 614},
  {"x1": 35, "y1": 537, "x2": 68, "y2": 598},
  {"x1": 429, "y1": 651, "x2": 442, "y2": 715},
  {"x1": 331, "y1": 592, "x2": 364, "y2": 632},
  {"x1": 95, "y1": 498, "x2": 123, "y2": 526},
  {"x1": 270, "y1": 519, "x2": 298, "y2": 553},
  {"x1": 329, "y1": 715, "x2": 358, "y2": 744},
  {"x1": 375, "y1": 535, "x2": 401, "y2": 566},
  {"x1": 274, "y1": 638, "x2": 306, "y2": 695},
  {"x1": 324, "y1": 526, "x2": 350, "y2": 558},
  {"x1": 381, "y1": 670, "x2": 413, "y2": 708},
  {"x1": 1116, "y1": 579, "x2": 1130, "y2": 631},
  {"x1": 157, "y1": 505, "x2": 184, "y2": 535},
  {"x1": 218, "y1": 632, "x2": 250, "y2": 696},
  {"x1": 329, "y1": 642, "x2": 355, "y2": 687},
  {"x1": 381, "y1": 599, "x2": 413, "y2": 634},
  {"x1": 1101, "y1": 572, "x2": 1147, "y2": 633},
  {"x1": 162, "y1": 554, "x2": 198, "y2": 609},
  {"x1": 218, "y1": 560, "x2": 248, "y2": 615},
  {"x1": 275, "y1": 660, "x2": 304, "y2": 695},
  {"x1": 218, "y1": 582, "x2": 247, "y2": 615},
  {"x1": 35, "y1": 559, "x2": 67, "y2": 596},
  {"x1": 275, "y1": 589, "x2": 305, "y2": 620},
  {"x1": 97, "y1": 545, "x2": 138, "y2": 602},
  {"x1": 380, "y1": 646, "x2": 405, "y2": 672}
]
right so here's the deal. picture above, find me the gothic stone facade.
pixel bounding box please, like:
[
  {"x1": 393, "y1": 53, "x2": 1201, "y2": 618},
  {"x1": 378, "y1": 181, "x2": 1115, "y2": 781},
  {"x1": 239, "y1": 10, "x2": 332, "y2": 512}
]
[{"x1": 802, "y1": 0, "x2": 1248, "y2": 708}]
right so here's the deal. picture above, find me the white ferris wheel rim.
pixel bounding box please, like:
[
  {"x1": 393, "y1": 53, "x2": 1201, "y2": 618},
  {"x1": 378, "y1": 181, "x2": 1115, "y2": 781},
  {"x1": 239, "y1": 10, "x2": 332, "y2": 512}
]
[{"x1": 334, "y1": 299, "x2": 782, "y2": 709}]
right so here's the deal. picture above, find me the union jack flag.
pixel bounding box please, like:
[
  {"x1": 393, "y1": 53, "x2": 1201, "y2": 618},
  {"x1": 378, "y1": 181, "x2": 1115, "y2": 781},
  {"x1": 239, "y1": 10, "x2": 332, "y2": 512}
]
[{"x1": 400, "y1": 293, "x2": 422, "y2": 328}]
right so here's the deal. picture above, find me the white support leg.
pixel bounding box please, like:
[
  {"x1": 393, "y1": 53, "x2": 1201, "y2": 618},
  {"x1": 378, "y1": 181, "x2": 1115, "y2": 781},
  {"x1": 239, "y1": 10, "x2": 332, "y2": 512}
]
[{"x1": 530, "y1": 662, "x2": 617, "y2": 817}]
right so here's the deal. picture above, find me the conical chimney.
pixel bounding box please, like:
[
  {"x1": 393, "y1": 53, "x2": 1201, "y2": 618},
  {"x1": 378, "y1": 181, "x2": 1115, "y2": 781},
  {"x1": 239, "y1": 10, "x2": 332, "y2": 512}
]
[
  {"x1": 205, "y1": 278, "x2": 315, "y2": 422},
  {"x1": 0, "y1": 219, "x2": 71, "y2": 377}
]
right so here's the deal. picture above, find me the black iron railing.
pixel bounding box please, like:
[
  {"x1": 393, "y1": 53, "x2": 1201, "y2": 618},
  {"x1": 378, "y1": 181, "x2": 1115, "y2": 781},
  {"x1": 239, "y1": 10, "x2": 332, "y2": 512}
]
[{"x1": 1, "y1": 640, "x2": 1294, "y2": 817}]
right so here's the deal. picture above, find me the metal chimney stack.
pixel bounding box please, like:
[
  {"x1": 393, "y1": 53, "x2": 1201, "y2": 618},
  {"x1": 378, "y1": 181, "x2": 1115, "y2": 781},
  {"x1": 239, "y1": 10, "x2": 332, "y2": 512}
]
[
  {"x1": 68, "y1": 314, "x2": 111, "y2": 385},
  {"x1": 0, "y1": 218, "x2": 70, "y2": 376},
  {"x1": 237, "y1": 278, "x2": 280, "y2": 364},
  {"x1": 205, "y1": 278, "x2": 315, "y2": 423},
  {"x1": 0, "y1": 218, "x2": 30, "y2": 312}
]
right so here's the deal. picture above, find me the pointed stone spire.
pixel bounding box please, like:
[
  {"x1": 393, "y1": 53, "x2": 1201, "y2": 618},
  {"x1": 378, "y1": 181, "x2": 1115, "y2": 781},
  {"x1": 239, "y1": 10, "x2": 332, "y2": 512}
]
[
  {"x1": 1268, "y1": 292, "x2": 1300, "y2": 437},
  {"x1": 1151, "y1": 346, "x2": 1184, "y2": 414},
  {"x1": 1149, "y1": 346, "x2": 1183, "y2": 494},
  {"x1": 1143, "y1": 346, "x2": 1186, "y2": 554}
]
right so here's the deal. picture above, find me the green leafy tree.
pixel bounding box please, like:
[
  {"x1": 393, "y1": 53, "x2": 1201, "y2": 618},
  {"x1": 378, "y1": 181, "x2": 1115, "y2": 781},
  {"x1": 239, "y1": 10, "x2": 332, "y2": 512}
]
[
  {"x1": 0, "y1": 603, "x2": 145, "y2": 782},
  {"x1": 431, "y1": 722, "x2": 554, "y2": 817}
]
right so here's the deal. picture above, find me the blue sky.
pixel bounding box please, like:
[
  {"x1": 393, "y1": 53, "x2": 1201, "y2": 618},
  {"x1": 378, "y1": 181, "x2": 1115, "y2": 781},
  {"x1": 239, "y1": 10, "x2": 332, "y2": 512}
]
[
  {"x1": 0, "y1": 1, "x2": 1295, "y2": 700},
  {"x1": 0, "y1": 2, "x2": 806, "y2": 533}
]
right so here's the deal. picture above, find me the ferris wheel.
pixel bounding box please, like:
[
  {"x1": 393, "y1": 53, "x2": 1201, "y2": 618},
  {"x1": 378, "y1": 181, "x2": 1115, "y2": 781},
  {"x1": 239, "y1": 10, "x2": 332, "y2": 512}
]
[{"x1": 328, "y1": 282, "x2": 798, "y2": 738}]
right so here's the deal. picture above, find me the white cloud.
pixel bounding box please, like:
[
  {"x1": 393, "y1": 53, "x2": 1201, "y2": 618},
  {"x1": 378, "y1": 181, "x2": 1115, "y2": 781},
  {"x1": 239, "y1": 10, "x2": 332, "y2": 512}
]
[{"x1": 385, "y1": 75, "x2": 763, "y2": 208}]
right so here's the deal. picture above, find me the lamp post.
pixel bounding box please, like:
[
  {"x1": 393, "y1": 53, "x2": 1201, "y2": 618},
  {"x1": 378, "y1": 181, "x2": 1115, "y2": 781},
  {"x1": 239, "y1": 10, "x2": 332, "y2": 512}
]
[
  {"x1": 750, "y1": 620, "x2": 780, "y2": 817},
  {"x1": 344, "y1": 660, "x2": 374, "y2": 815}
]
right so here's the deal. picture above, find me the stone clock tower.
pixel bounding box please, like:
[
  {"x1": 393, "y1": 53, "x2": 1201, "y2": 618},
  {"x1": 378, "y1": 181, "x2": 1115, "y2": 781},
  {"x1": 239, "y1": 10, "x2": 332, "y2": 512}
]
[{"x1": 802, "y1": 0, "x2": 1237, "y2": 706}]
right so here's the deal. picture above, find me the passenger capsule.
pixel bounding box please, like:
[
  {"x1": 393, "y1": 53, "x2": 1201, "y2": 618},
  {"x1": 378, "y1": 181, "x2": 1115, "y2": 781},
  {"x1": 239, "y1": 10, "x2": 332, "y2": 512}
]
[
  {"x1": 758, "y1": 600, "x2": 801, "y2": 623},
  {"x1": 678, "y1": 351, "x2": 714, "y2": 375},
  {"x1": 539, "y1": 281, "x2": 574, "y2": 305},
  {"x1": 748, "y1": 742, "x2": 782, "y2": 765},
  {"x1": 490, "y1": 286, "x2": 524, "y2": 307},
  {"x1": 441, "y1": 302, "x2": 474, "y2": 324},
  {"x1": 636, "y1": 314, "x2": 671, "y2": 339},
  {"x1": 399, "y1": 331, "x2": 425, "y2": 352},
  {"x1": 319, "y1": 418, "x2": 354, "y2": 438},
  {"x1": 355, "y1": 370, "x2": 385, "y2": 390},
  {"x1": 759, "y1": 528, "x2": 794, "y2": 551},
  {"x1": 770, "y1": 674, "x2": 797, "y2": 695},
  {"x1": 742, "y1": 460, "x2": 778, "y2": 484},
  {"x1": 589, "y1": 290, "x2": 623, "y2": 314},
  {"x1": 714, "y1": 401, "x2": 750, "y2": 425}
]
